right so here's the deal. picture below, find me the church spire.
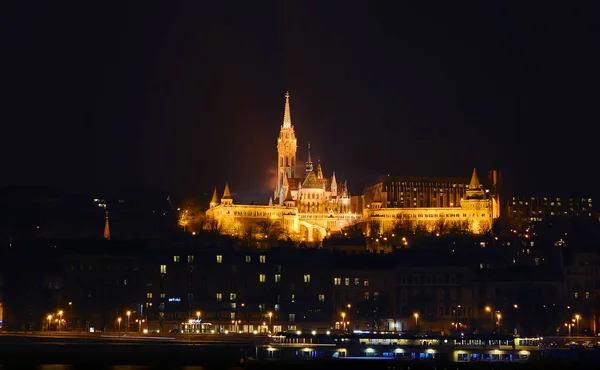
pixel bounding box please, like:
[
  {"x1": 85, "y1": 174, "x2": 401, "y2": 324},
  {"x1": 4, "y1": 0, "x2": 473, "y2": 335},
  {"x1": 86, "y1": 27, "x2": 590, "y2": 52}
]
[
  {"x1": 316, "y1": 159, "x2": 323, "y2": 179},
  {"x1": 305, "y1": 142, "x2": 313, "y2": 176},
  {"x1": 282, "y1": 91, "x2": 292, "y2": 128},
  {"x1": 103, "y1": 210, "x2": 111, "y2": 241}
]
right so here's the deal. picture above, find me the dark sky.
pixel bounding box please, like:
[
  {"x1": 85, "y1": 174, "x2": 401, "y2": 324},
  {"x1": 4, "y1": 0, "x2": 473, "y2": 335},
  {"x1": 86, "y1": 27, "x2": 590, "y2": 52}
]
[{"x1": 2, "y1": 2, "x2": 597, "y2": 204}]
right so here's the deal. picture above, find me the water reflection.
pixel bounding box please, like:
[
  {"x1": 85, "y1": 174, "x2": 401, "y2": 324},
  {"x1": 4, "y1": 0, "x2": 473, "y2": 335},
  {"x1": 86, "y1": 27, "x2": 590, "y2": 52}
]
[{"x1": 39, "y1": 366, "x2": 72, "y2": 370}]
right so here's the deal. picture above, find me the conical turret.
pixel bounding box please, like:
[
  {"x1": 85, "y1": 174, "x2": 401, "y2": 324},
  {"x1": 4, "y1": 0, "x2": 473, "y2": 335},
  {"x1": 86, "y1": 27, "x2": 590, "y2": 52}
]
[
  {"x1": 210, "y1": 187, "x2": 219, "y2": 208},
  {"x1": 221, "y1": 183, "x2": 233, "y2": 205},
  {"x1": 331, "y1": 171, "x2": 338, "y2": 197},
  {"x1": 465, "y1": 168, "x2": 485, "y2": 199}
]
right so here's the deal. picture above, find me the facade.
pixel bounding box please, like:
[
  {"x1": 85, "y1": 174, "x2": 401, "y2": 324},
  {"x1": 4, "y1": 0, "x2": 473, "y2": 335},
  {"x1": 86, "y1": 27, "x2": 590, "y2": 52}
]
[
  {"x1": 507, "y1": 196, "x2": 594, "y2": 222},
  {"x1": 360, "y1": 169, "x2": 497, "y2": 235},
  {"x1": 206, "y1": 93, "x2": 358, "y2": 242}
]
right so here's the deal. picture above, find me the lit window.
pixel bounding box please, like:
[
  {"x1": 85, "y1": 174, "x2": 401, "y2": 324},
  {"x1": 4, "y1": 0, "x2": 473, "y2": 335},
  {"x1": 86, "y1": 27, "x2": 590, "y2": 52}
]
[
  {"x1": 289, "y1": 313, "x2": 295, "y2": 322},
  {"x1": 574, "y1": 292, "x2": 579, "y2": 299},
  {"x1": 146, "y1": 302, "x2": 152, "y2": 307},
  {"x1": 364, "y1": 292, "x2": 370, "y2": 300},
  {"x1": 230, "y1": 312, "x2": 236, "y2": 319},
  {"x1": 334, "y1": 278, "x2": 341, "y2": 286},
  {"x1": 260, "y1": 255, "x2": 266, "y2": 263},
  {"x1": 291, "y1": 294, "x2": 295, "y2": 302},
  {"x1": 344, "y1": 278, "x2": 350, "y2": 286},
  {"x1": 231, "y1": 303, "x2": 236, "y2": 310},
  {"x1": 160, "y1": 293, "x2": 165, "y2": 299},
  {"x1": 216, "y1": 293, "x2": 222, "y2": 301},
  {"x1": 586, "y1": 292, "x2": 590, "y2": 299},
  {"x1": 173, "y1": 256, "x2": 180, "y2": 262},
  {"x1": 216, "y1": 255, "x2": 223, "y2": 263},
  {"x1": 274, "y1": 274, "x2": 281, "y2": 282},
  {"x1": 318, "y1": 294, "x2": 325, "y2": 302},
  {"x1": 146, "y1": 293, "x2": 153, "y2": 299},
  {"x1": 160, "y1": 265, "x2": 166, "y2": 274},
  {"x1": 364, "y1": 280, "x2": 369, "y2": 287},
  {"x1": 259, "y1": 274, "x2": 266, "y2": 283},
  {"x1": 245, "y1": 255, "x2": 251, "y2": 263},
  {"x1": 304, "y1": 274, "x2": 311, "y2": 283},
  {"x1": 354, "y1": 278, "x2": 360, "y2": 286},
  {"x1": 230, "y1": 293, "x2": 236, "y2": 301},
  {"x1": 188, "y1": 255, "x2": 194, "y2": 263}
]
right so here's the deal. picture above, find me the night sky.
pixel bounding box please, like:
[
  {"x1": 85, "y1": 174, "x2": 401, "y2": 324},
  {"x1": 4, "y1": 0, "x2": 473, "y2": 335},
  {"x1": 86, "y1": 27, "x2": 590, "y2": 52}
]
[{"x1": 2, "y1": 2, "x2": 597, "y2": 203}]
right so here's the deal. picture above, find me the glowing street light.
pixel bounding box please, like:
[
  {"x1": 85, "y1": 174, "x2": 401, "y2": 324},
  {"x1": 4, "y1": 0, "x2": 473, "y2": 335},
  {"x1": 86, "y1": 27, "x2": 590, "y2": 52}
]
[
  {"x1": 58, "y1": 310, "x2": 63, "y2": 331},
  {"x1": 268, "y1": 312, "x2": 273, "y2": 332},
  {"x1": 117, "y1": 317, "x2": 122, "y2": 332},
  {"x1": 196, "y1": 311, "x2": 201, "y2": 321},
  {"x1": 413, "y1": 313, "x2": 419, "y2": 330},
  {"x1": 575, "y1": 314, "x2": 581, "y2": 335},
  {"x1": 126, "y1": 311, "x2": 131, "y2": 332},
  {"x1": 47, "y1": 315, "x2": 53, "y2": 332}
]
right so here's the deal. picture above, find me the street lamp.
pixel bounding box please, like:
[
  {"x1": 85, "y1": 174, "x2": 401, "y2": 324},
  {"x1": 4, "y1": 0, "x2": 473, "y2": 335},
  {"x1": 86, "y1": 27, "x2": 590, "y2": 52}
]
[
  {"x1": 413, "y1": 313, "x2": 419, "y2": 330},
  {"x1": 196, "y1": 311, "x2": 201, "y2": 322},
  {"x1": 268, "y1": 312, "x2": 273, "y2": 332},
  {"x1": 496, "y1": 312, "x2": 502, "y2": 332},
  {"x1": 117, "y1": 317, "x2": 122, "y2": 332},
  {"x1": 126, "y1": 311, "x2": 131, "y2": 332},
  {"x1": 341, "y1": 312, "x2": 346, "y2": 331},
  {"x1": 47, "y1": 315, "x2": 52, "y2": 332},
  {"x1": 575, "y1": 314, "x2": 581, "y2": 335},
  {"x1": 58, "y1": 310, "x2": 63, "y2": 331},
  {"x1": 485, "y1": 306, "x2": 493, "y2": 331},
  {"x1": 565, "y1": 322, "x2": 573, "y2": 337}
]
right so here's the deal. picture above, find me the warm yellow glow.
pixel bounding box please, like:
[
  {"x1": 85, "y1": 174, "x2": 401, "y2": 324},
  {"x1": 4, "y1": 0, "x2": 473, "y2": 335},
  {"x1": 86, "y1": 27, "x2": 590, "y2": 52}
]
[
  {"x1": 575, "y1": 314, "x2": 581, "y2": 320},
  {"x1": 513, "y1": 304, "x2": 519, "y2": 309},
  {"x1": 58, "y1": 310, "x2": 63, "y2": 315},
  {"x1": 268, "y1": 312, "x2": 273, "y2": 318},
  {"x1": 117, "y1": 317, "x2": 121, "y2": 322},
  {"x1": 485, "y1": 306, "x2": 491, "y2": 312},
  {"x1": 47, "y1": 315, "x2": 52, "y2": 321},
  {"x1": 126, "y1": 311, "x2": 131, "y2": 316},
  {"x1": 413, "y1": 312, "x2": 419, "y2": 319}
]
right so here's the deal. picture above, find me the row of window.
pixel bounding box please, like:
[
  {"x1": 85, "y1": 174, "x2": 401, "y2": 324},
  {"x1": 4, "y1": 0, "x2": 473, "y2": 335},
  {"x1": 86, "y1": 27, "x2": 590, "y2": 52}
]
[
  {"x1": 334, "y1": 278, "x2": 369, "y2": 286},
  {"x1": 172, "y1": 255, "x2": 268, "y2": 264}
]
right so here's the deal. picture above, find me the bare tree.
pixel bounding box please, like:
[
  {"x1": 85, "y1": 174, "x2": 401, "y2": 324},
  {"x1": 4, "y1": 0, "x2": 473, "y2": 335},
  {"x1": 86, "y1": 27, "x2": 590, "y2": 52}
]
[
  {"x1": 434, "y1": 218, "x2": 448, "y2": 235},
  {"x1": 368, "y1": 220, "x2": 381, "y2": 238},
  {"x1": 392, "y1": 214, "x2": 413, "y2": 236}
]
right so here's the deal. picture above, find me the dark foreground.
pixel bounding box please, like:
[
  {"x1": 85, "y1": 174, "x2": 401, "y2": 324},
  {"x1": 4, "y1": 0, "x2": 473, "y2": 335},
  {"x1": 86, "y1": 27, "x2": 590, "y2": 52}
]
[{"x1": 0, "y1": 336, "x2": 597, "y2": 369}]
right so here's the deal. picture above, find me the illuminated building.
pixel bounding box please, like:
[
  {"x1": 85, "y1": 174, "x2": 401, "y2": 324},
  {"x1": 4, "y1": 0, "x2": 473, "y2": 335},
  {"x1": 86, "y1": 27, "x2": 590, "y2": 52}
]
[
  {"x1": 360, "y1": 169, "x2": 497, "y2": 234},
  {"x1": 206, "y1": 92, "x2": 358, "y2": 241},
  {"x1": 507, "y1": 196, "x2": 594, "y2": 222}
]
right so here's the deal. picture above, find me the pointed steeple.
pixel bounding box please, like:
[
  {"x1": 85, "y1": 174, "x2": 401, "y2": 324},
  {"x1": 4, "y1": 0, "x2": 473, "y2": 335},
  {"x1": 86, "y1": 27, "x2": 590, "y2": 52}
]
[
  {"x1": 221, "y1": 182, "x2": 233, "y2": 205},
  {"x1": 282, "y1": 91, "x2": 292, "y2": 128},
  {"x1": 103, "y1": 210, "x2": 111, "y2": 241},
  {"x1": 210, "y1": 186, "x2": 219, "y2": 208},
  {"x1": 222, "y1": 182, "x2": 232, "y2": 199},
  {"x1": 305, "y1": 142, "x2": 313, "y2": 176},
  {"x1": 331, "y1": 171, "x2": 338, "y2": 197},
  {"x1": 465, "y1": 168, "x2": 485, "y2": 199},
  {"x1": 316, "y1": 159, "x2": 323, "y2": 179},
  {"x1": 469, "y1": 168, "x2": 481, "y2": 190}
]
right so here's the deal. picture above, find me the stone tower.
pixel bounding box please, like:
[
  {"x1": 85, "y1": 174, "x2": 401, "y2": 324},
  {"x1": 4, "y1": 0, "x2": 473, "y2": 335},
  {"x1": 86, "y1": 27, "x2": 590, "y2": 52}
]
[{"x1": 275, "y1": 92, "x2": 297, "y2": 200}]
